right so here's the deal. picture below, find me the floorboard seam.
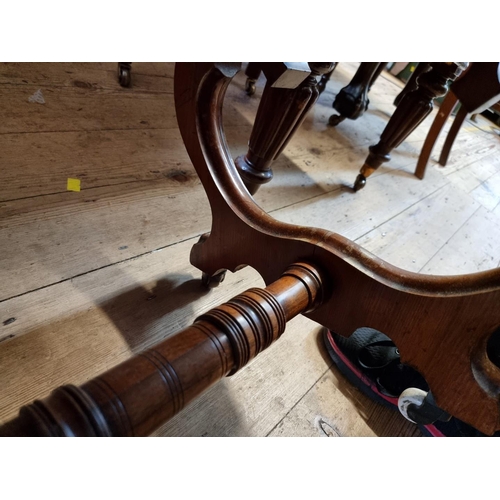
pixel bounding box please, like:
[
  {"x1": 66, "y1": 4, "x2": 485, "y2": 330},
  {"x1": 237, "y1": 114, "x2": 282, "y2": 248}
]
[
  {"x1": 353, "y1": 182, "x2": 450, "y2": 243},
  {"x1": 0, "y1": 234, "x2": 201, "y2": 304},
  {"x1": 417, "y1": 205, "x2": 482, "y2": 273},
  {"x1": 265, "y1": 365, "x2": 332, "y2": 437}
]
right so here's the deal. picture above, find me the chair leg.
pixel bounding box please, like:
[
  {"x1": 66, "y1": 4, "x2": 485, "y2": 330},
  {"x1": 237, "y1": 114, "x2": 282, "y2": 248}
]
[
  {"x1": 352, "y1": 63, "x2": 467, "y2": 191},
  {"x1": 414, "y1": 92, "x2": 459, "y2": 179},
  {"x1": 244, "y1": 63, "x2": 261, "y2": 96},
  {"x1": 438, "y1": 105, "x2": 468, "y2": 167},
  {"x1": 328, "y1": 62, "x2": 385, "y2": 126},
  {"x1": 235, "y1": 63, "x2": 335, "y2": 194},
  {"x1": 394, "y1": 63, "x2": 431, "y2": 107}
]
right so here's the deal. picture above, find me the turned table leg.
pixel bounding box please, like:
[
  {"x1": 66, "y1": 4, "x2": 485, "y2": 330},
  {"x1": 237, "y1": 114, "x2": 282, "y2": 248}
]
[
  {"x1": 353, "y1": 62, "x2": 467, "y2": 191},
  {"x1": 328, "y1": 62, "x2": 387, "y2": 126},
  {"x1": 235, "y1": 62, "x2": 335, "y2": 195},
  {"x1": 0, "y1": 263, "x2": 323, "y2": 437}
]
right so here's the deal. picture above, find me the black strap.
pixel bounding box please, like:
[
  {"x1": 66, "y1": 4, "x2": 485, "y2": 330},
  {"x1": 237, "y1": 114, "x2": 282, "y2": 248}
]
[{"x1": 357, "y1": 340, "x2": 400, "y2": 372}]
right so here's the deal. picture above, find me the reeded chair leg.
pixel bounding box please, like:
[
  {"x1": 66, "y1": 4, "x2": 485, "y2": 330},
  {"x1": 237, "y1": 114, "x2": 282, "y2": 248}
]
[
  {"x1": 414, "y1": 92, "x2": 459, "y2": 179},
  {"x1": 353, "y1": 63, "x2": 467, "y2": 191},
  {"x1": 235, "y1": 63, "x2": 335, "y2": 195}
]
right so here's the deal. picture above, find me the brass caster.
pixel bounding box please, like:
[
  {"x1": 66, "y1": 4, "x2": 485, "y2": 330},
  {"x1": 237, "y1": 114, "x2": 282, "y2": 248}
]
[
  {"x1": 245, "y1": 78, "x2": 256, "y2": 96},
  {"x1": 328, "y1": 114, "x2": 345, "y2": 127},
  {"x1": 353, "y1": 174, "x2": 366, "y2": 192},
  {"x1": 201, "y1": 270, "x2": 226, "y2": 289},
  {"x1": 118, "y1": 63, "x2": 132, "y2": 87}
]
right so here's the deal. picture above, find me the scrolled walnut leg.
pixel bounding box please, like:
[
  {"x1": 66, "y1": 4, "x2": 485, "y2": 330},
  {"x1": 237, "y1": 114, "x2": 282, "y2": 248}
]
[
  {"x1": 174, "y1": 63, "x2": 500, "y2": 435},
  {"x1": 353, "y1": 62, "x2": 468, "y2": 191},
  {"x1": 235, "y1": 62, "x2": 335, "y2": 195},
  {"x1": 0, "y1": 263, "x2": 324, "y2": 437}
]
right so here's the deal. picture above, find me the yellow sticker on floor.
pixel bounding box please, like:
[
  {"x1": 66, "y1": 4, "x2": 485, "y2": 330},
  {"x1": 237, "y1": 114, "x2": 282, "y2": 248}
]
[{"x1": 67, "y1": 178, "x2": 81, "y2": 192}]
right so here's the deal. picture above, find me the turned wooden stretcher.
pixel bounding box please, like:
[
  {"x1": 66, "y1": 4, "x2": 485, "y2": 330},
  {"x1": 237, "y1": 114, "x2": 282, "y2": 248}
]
[{"x1": 1, "y1": 62, "x2": 499, "y2": 437}]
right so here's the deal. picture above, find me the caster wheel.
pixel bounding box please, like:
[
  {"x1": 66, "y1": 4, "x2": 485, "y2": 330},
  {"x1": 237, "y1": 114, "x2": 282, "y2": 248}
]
[
  {"x1": 328, "y1": 114, "x2": 345, "y2": 127},
  {"x1": 118, "y1": 65, "x2": 131, "y2": 87},
  {"x1": 353, "y1": 174, "x2": 366, "y2": 192},
  {"x1": 201, "y1": 271, "x2": 226, "y2": 289},
  {"x1": 398, "y1": 387, "x2": 427, "y2": 424},
  {"x1": 245, "y1": 79, "x2": 256, "y2": 96}
]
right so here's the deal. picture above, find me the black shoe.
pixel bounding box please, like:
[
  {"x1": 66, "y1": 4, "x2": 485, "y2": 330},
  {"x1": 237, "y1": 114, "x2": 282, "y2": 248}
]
[{"x1": 323, "y1": 327, "x2": 496, "y2": 437}]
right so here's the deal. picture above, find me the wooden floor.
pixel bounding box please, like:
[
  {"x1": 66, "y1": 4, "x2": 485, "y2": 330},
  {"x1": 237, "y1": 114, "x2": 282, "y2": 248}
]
[{"x1": 1, "y1": 63, "x2": 500, "y2": 437}]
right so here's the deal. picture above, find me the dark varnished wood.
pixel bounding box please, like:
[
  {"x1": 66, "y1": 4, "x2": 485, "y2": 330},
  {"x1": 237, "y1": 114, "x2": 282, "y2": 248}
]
[
  {"x1": 0, "y1": 262, "x2": 323, "y2": 436},
  {"x1": 317, "y1": 63, "x2": 338, "y2": 94},
  {"x1": 235, "y1": 63, "x2": 335, "y2": 194},
  {"x1": 353, "y1": 62, "x2": 467, "y2": 191},
  {"x1": 328, "y1": 63, "x2": 387, "y2": 126},
  {"x1": 176, "y1": 63, "x2": 500, "y2": 435},
  {"x1": 393, "y1": 63, "x2": 431, "y2": 107}
]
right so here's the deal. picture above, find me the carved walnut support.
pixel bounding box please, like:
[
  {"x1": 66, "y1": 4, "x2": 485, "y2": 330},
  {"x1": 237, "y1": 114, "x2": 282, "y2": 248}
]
[{"x1": 174, "y1": 63, "x2": 500, "y2": 435}]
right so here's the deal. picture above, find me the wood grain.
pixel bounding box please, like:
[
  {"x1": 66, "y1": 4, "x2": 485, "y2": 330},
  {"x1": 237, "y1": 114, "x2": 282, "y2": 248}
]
[{"x1": 0, "y1": 129, "x2": 194, "y2": 200}]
